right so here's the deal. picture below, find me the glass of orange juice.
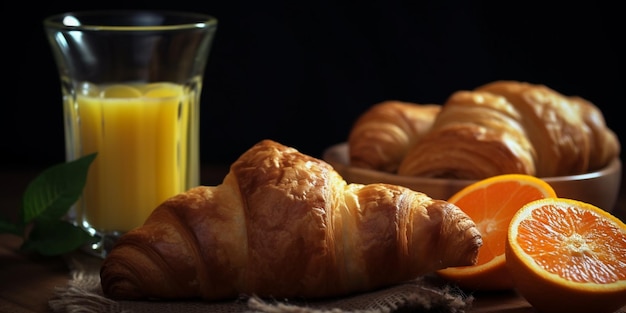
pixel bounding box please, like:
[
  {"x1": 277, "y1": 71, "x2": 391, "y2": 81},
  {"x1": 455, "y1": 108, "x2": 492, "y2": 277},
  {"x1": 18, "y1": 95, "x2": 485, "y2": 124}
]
[{"x1": 43, "y1": 11, "x2": 218, "y2": 258}]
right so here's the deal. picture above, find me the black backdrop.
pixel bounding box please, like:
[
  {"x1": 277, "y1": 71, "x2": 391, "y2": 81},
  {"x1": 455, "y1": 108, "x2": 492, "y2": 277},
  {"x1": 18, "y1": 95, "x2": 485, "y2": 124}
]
[{"x1": 3, "y1": 1, "x2": 624, "y2": 170}]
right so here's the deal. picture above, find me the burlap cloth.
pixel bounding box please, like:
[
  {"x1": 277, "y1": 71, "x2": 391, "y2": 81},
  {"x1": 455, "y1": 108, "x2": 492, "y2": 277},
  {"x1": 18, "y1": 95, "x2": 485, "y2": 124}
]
[{"x1": 49, "y1": 252, "x2": 474, "y2": 313}]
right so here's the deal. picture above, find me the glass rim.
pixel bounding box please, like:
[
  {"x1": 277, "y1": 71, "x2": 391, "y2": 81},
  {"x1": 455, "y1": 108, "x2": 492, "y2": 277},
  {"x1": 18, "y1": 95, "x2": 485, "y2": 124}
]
[{"x1": 43, "y1": 10, "x2": 217, "y2": 31}]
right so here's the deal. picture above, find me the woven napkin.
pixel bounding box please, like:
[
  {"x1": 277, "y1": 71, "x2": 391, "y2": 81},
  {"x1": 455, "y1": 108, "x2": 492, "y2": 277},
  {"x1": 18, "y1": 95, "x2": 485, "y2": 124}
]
[{"x1": 49, "y1": 252, "x2": 474, "y2": 313}]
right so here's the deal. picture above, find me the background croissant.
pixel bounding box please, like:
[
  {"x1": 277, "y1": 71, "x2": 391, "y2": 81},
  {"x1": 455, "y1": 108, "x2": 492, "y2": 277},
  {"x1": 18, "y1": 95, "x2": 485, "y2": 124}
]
[
  {"x1": 348, "y1": 100, "x2": 441, "y2": 173},
  {"x1": 393, "y1": 80, "x2": 620, "y2": 179},
  {"x1": 100, "y1": 139, "x2": 482, "y2": 301}
]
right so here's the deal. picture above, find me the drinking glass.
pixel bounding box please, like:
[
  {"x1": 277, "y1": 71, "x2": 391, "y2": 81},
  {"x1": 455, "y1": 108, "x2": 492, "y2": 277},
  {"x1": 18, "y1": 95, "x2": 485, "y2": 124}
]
[{"x1": 44, "y1": 10, "x2": 218, "y2": 257}]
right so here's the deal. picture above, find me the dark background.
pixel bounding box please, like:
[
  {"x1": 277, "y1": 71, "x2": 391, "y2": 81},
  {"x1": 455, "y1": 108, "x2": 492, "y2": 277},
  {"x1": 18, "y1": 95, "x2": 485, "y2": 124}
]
[{"x1": 3, "y1": 1, "x2": 624, "y2": 171}]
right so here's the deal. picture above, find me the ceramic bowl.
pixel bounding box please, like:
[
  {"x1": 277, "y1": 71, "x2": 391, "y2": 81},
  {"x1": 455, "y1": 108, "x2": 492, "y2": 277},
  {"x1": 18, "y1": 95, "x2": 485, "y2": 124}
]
[{"x1": 322, "y1": 142, "x2": 622, "y2": 212}]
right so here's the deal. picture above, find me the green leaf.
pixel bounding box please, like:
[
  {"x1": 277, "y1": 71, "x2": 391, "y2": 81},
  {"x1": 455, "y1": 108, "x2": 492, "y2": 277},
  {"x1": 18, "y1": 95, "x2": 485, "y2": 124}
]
[
  {"x1": 21, "y1": 153, "x2": 97, "y2": 223},
  {"x1": 0, "y1": 153, "x2": 99, "y2": 256},
  {"x1": 21, "y1": 218, "x2": 98, "y2": 256}
]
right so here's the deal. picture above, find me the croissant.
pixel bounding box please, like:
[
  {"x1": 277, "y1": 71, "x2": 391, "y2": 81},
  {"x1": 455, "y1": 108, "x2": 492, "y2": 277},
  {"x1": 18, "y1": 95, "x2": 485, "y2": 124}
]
[
  {"x1": 568, "y1": 95, "x2": 620, "y2": 171},
  {"x1": 100, "y1": 139, "x2": 482, "y2": 301},
  {"x1": 397, "y1": 80, "x2": 620, "y2": 179},
  {"x1": 348, "y1": 100, "x2": 441, "y2": 173}
]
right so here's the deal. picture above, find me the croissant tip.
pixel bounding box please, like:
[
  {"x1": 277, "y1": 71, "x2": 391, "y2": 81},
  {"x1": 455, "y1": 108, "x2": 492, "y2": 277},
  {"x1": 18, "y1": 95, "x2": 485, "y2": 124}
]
[
  {"x1": 468, "y1": 232, "x2": 483, "y2": 265},
  {"x1": 100, "y1": 248, "x2": 150, "y2": 300},
  {"x1": 100, "y1": 266, "x2": 139, "y2": 300}
]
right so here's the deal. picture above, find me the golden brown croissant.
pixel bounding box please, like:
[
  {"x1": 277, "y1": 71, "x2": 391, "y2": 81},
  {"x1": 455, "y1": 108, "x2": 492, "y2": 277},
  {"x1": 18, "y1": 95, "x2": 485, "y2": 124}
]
[
  {"x1": 397, "y1": 81, "x2": 620, "y2": 179},
  {"x1": 397, "y1": 89, "x2": 537, "y2": 179},
  {"x1": 569, "y1": 95, "x2": 620, "y2": 171},
  {"x1": 348, "y1": 100, "x2": 441, "y2": 173},
  {"x1": 100, "y1": 139, "x2": 482, "y2": 301}
]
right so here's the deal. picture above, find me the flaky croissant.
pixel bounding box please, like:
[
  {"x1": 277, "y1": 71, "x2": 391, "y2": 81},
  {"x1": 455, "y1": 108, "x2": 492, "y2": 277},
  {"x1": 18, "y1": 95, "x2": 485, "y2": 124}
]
[
  {"x1": 397, "y1": 80, "x2": 620, "y2": 179},
  {"x1": 100, "y1": 139, "x2": 482, "y2": 301},
  {"x1": 348, "y1": 101, "x2": 441, "y2": 173}
]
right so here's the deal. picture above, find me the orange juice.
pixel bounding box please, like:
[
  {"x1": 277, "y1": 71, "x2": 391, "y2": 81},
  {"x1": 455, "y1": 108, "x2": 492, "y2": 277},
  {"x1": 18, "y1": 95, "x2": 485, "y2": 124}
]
[{"x1": 67, "y1": 82, "x2": 200, "y2": 232}]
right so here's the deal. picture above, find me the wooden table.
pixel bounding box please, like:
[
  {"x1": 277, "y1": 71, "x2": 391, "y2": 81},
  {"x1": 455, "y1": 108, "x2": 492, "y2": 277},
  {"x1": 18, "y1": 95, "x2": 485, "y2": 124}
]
[{"x1": 1, "y1": 164, "x2": 625, "y2": 313}]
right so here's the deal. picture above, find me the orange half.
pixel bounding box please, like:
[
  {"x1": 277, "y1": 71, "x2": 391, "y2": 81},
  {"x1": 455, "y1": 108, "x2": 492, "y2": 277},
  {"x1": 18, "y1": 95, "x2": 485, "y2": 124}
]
[
  {"x1": 436, "y1": 174, "x2": 557, "y2": 290},
  {"x1": 506, "y1": 198, "x2": 626, "y2": 313}
]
